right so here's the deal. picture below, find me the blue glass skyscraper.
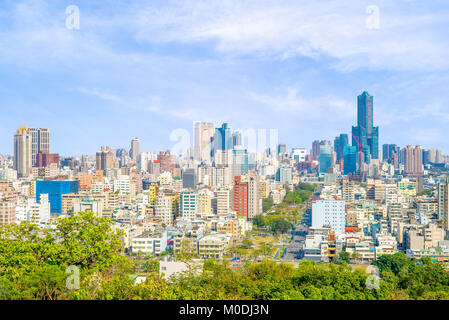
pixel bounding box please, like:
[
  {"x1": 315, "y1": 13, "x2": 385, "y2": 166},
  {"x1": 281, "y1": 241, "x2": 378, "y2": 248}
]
[
  {"x1": 343, "y1": 145, "x2": 357, "y2": 175},
  {"x1": 211, "y1": 123, "x2": 232, "y2": 159},
  {"x1": 351, "y1": 91, "x2": 379, "y2": 161},
  {"x1": 319, "y1": 145, "x2": 332, "y2": 173},
  {"x1": 334, "y1": 134, "x2": 349, "y2": 162},
  {"x1": 232, "y1": 148, "x2": 249, "y2": 177}
]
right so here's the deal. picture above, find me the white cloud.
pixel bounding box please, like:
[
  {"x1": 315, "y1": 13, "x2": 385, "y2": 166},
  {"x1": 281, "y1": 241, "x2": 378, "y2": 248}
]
[
  {"x1": 249, "y1": 87, "x2": 354, "y2": 119},
  {"x1": 76, "y1": 88, "x2": 121, "y2": 102},
  {"x1": 130, "y1": 0, "x2": 449, "y2": 72}
]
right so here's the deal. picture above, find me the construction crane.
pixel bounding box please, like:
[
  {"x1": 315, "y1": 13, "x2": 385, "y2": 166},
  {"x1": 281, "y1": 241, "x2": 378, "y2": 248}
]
[{"x1": 351, "y1": 132, "x2": 363, "y2": 152}]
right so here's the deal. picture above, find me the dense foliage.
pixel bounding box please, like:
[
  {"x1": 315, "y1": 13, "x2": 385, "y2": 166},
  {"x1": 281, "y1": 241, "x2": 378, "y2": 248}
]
[
  {"x1": 1, "y1": 213, "x2": 449, "y2": 300},
  {"x1": 252, "y1": 215, "x2": 292, "y2": 234},
  {"x1": 283, "y1": 183, "x2": 316, "y2": 205}
]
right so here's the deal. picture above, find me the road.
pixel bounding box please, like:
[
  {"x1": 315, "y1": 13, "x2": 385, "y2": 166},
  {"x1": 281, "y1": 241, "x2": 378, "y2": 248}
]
[{"x1": 281, "y1": 208, "x2": 311, "y2": 262}]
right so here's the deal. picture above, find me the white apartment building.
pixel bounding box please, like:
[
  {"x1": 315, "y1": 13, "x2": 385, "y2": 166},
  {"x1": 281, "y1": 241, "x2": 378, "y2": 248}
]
[
  {"x1": 179, "y1": 191, "x2": 198, "y2": 221},
  {"x1": 15, "y1": 194, "x2": 50, "y2": 224},
  {"x1": 312, "y1": 200, "x2": 346, "y2": 234},
  {"x1": 131, "y1": 230, "x2": 168, "y2": 256},
  {"x1": 113, "y1": 177, "x2": 131, "y2": 195},
  {"x1": 0, "y1": 168, "x2": 18, "y2": 180}
]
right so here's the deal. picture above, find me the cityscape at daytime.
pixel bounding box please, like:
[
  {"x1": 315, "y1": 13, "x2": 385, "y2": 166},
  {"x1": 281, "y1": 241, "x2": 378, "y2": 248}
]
[{"x1": 2, "y1": 0, "x2": 449, "y2": 307}]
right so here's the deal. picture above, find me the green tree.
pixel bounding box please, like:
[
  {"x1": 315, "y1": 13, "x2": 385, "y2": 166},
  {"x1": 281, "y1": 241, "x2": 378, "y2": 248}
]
[{"x1": 338, "y1": 251, "x2": 350, "y2": 263}]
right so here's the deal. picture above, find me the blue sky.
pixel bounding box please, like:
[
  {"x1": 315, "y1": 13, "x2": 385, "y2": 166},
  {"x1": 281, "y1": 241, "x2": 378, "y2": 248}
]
[{"x1": 1, "y1": 0, "x2": 449, "y2": 156}]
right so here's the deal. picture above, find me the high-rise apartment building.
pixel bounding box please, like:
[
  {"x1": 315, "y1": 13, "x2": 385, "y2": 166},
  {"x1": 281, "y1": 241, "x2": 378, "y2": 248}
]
[
  {"x1": 436, "y1": 149, "x2": 443, "y2": 164},
  {"x1": 247, "y1": 174, "x2": 262, "y2": 220},
  {"x1": 233, "y1": 176, "x2": 248, "y2": 218},
  {"x1": 157, "y1": 151, "x2": 175, "y2": 173},
  {"x1": 438, "y1": 178, "x2": 449, "y2": 231},
  {"x1": 14, "y1": 126, "x2": 32, "y2": 178},
  {"x1": 28, "y1": 128, "x2": 50, "y2": 167},
  {"x1": 96, "y1": 146, "x2": 115, "y2": 171},
  {"x1": 403, "y1": 145, "x2": 423, "y2": 177},
  {"x1": 130, "y1": 138, "x2": 140, "y2": 161},
  {"x1": 216, "y1": 188, "x2": 232, "y2": 216},
  {"x1": 179, "y1": 191, "x2": 198, "y2": 221},
  {"x1": 194, "y1": 122, "x2": 214, "y2": 163},
  {"x1": 312, "y1": 200, "x2": 346, "y2": 234},
  {"x1": 341, "y1": 179, "x2": 355, "y2": 204}
]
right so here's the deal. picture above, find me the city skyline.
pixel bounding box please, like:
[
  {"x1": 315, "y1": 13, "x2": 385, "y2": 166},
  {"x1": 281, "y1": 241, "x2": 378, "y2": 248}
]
[
  {"x1": 3, "y1": 1, "x2": 449, "y2": 304},
  {"x1": 1, "y1": 1, "x2": 449, "y2": 155},
  {"x1": 2, "y1": 106, "x2": 445, "y2": 159}
]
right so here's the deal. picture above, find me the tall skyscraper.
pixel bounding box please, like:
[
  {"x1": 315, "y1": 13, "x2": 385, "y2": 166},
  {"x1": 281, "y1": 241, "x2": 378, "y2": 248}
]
[
  {"x1": 212, "y1": 123, "x2": 232, "y2": 159},
  {"x1": 352, "y1": 91, "x2": 379, "y2": 161},
  {"x1": 232, "y1": 131, "x2": 242, "y2": 148},
  {"x1": 157, "y1": 151, "x2": 175, "y2": 173},
  {"x1": 233, "y1": 176, "x2": 248, "y2": 219},
  {"x1": 130, "y1": 138, "x2": 140, "y2": 161},
  {"x1": 334, "y1": 134, "x2": 349, "y2": 162},
  {"x1": 319, "y1": 145, "x2": 333, "y2": 173},
  {"x1": 231, "y1": 146, "x2": 249, "y2": 178},
  {"x1": 312, "y1": 140, "x2": 321, "y2": 160},
  {"x1": 428, "y1": 148, "x2": 436, "y2": 163},
  {"x1": 277, "y1": 143, "x2": 287, "y2": 157},
  {"x1": 247, "y1": 174, "x2": 262, "y2": 221},
  {"x1": 96, "y1": 146, "x2": 115, "y2": 171},
  {"x1": 14, "y1": 126, "x2": 32, "y2": 178},
  {"x1": 382, "y1": 144, "x2": 399, "y2": 162},
  {"x1": 438, "y1": 178, "x2": 449, "y2": 231},
  {"x1": 403, "y1": 145, "x2": 423, "y2": 177},
  {"x1": 28, "y1": 128, "x2": 50, "y2": 167},
  {"x1": 194, "y1": 122, "x2": 215, "y2": 162},
  {"x1": 436, "y1": 149, "x2": 443, "y2": 164},
  {"x1": 343, "y1": 145, "x2": 357, "y2": 175}
]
